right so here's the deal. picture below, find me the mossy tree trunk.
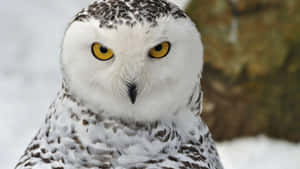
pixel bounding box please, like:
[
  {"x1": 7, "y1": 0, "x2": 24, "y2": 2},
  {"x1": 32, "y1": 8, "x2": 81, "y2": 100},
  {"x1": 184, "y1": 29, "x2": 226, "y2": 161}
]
[{"x1": 186, "y1": 0, "x2": 300, "y2": 142}]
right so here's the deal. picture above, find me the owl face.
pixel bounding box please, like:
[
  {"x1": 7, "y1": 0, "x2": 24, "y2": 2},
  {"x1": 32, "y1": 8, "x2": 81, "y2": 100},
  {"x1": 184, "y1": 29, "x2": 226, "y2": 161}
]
[{"x1": 61, "y1": 1, "x2": 203, "y2": 121}]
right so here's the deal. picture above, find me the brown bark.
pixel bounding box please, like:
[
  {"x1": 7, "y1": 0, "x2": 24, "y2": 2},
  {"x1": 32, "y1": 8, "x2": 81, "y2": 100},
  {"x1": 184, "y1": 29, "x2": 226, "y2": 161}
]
[{"x1": 187, "y1": 0, "x2": 300, "y2": 142}]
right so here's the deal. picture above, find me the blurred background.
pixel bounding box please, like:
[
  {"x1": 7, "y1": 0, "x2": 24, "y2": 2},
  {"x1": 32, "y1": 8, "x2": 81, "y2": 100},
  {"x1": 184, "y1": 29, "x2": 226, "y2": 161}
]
[
  {"x1": 0, "y1": 0, "x2": 299, "y2": 169},
  {"x1": 187, "y1": 0, "x2": 300, "y2": 143}
]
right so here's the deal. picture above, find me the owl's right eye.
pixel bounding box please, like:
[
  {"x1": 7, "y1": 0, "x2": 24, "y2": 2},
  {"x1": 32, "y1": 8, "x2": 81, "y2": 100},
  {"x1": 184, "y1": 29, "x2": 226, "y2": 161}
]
[
  {"x1": 91, "y1": 42, "x2": 114, "y2": 61},
  {"x1": 149, "y1": 42, "x2": 171, "y2": 59}
]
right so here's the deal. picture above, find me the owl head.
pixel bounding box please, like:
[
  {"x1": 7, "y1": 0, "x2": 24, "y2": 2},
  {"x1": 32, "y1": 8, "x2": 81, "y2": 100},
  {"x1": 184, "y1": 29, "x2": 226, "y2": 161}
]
[{"x1": 61, "y1": 0, "x2": 203, "y2": 121}]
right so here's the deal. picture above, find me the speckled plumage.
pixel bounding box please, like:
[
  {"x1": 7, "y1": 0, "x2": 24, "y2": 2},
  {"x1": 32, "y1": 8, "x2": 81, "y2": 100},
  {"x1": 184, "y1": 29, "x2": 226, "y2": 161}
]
[
  {"x1": 15, "y1": 84, "x2": 222, "y2": 169},
  {"x1": 15, "y1": 0, "x2": 223, "y2": 168},
  {"x1": 74, "y1": 0, "x2": 186, "y2": 28}
]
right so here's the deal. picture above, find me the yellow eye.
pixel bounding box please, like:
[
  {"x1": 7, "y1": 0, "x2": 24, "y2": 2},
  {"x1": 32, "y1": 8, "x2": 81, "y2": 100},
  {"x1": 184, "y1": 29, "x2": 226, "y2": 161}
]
[
  {"x1": 91, "y1": 42, "x2": 114, "y2": 61},
  {"x1": 149, "y1": 42, "x2": 171, "y2": 59}
]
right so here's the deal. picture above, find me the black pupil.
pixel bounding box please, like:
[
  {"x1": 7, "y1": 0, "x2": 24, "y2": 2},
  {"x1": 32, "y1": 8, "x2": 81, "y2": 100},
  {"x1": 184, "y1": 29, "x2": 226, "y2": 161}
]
[
  {"x1": 154, "y1": 44, "x2": 163, "y2": 51},
  {"x1": 100, "y1": 46, "x2": 108, "y2": 53}
]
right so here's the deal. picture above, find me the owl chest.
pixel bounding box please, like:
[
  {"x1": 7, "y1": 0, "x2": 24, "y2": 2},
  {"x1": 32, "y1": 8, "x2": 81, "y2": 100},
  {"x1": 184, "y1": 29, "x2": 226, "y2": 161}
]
[{"x1": 16, "y1": 126, "x2": 215, "y2": 169}]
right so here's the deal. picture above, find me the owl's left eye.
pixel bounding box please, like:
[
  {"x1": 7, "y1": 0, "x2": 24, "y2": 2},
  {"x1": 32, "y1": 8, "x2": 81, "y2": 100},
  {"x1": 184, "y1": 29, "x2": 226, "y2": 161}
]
[
  {"x1": 91, "y1": 42, "x2": 114, "y2": 61},
  {"x1": 149, "y1": 42, "x2": 171, "y2": 59}
]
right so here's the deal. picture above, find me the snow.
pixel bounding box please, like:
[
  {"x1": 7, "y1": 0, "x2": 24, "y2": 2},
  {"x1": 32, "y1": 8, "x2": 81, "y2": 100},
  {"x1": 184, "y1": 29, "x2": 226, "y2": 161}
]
[
  {"x1": 228, "y1": 0, "x2": 239, "y2": 43},
  {"x1": 0, "y1": 1, "x2": 89, "y2": 168},
  {"x1": 0, "y1": 0, "x2": 299, "y2": 169},
  {"x1": 218, "y1": 136, "x2": 300, "y2": 169}
]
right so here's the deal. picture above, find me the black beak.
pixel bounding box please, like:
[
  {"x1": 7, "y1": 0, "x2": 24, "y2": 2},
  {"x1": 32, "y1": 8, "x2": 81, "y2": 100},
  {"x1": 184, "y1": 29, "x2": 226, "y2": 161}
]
[{"x1": 127, "y1": 83, "x2": 137, "y2": 104}]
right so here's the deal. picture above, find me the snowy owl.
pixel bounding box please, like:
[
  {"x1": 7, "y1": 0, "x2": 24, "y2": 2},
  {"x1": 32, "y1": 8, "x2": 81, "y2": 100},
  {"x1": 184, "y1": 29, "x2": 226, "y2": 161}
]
[{"x1": 15, "y1": 0, "x2": 223, "y2": 169}]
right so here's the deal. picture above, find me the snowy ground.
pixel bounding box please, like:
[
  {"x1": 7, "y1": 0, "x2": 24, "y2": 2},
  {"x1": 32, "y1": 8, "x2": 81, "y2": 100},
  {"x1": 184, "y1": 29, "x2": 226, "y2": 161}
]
[
  {"x1": 0, "y1": 0, "x2": 299, "y2": 169},
  {"x1": 218, "y1": 136, "x2": 300, "y2": 169}
]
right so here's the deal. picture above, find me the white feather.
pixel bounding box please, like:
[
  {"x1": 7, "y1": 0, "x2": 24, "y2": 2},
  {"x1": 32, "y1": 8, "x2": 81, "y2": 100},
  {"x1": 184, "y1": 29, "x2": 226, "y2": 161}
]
[
  {"x1": 167, "y1": 0, "x2": 191, "y2": 9},
  {"x1": 61, "y1": 15, "x2": 203, "y2": 122}
]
